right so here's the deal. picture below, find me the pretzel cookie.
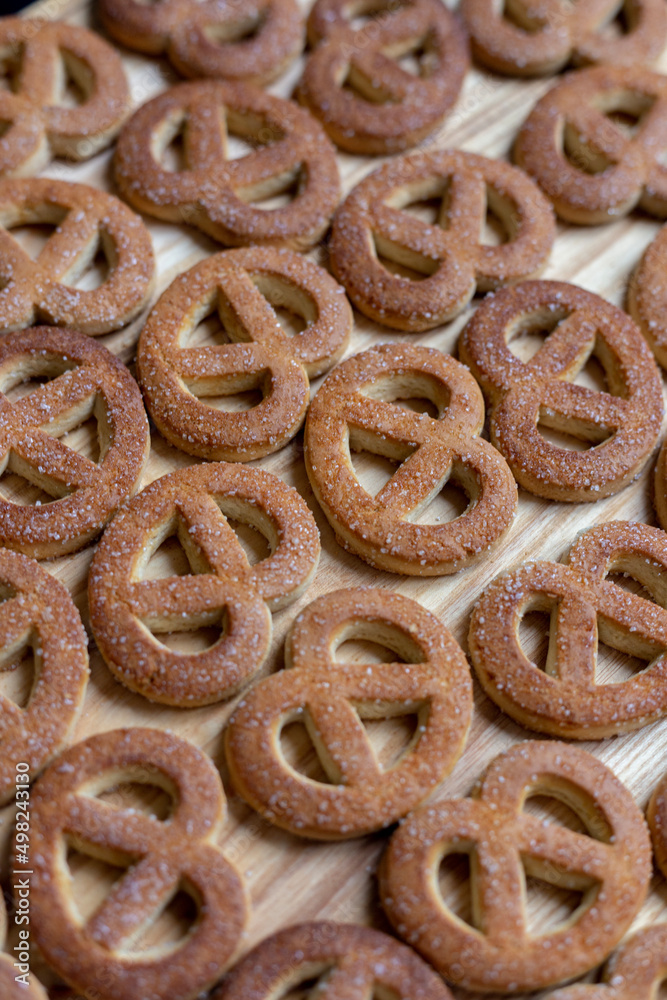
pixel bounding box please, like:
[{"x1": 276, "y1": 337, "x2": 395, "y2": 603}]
[
  {"x1": 213, "y1": 922, "x2": 455, "y2": 999},
  {"x1": 298, "y1": 0, "x2": 468, "y2": 155},
  {"x1": 459, "y1": 280, "x2": 663, "y2": 501},
  {"x1": 0, "y1": 177, "x2": 154, "y2": 335},
  {"x1": 24, "y1": 727, "x2": 248, "y2": 1000},
  {"x1": 89, "y1": 462, "x2": 320, "y2": 706},
  {"x1": 549, "y1": 925, "x2": 667, "y2": 998},
  {"x1": 225, "y1": 588, "x2": 472, "y2": 838},
  {"x1": 0, "y1": 18, "x2": 130, "y2": 177},
  {"x1": 462, "y1": 0, "x2": 667, "y2": 77},
  {"x1": 100, "y1": 0, "x2": 304, "y2": 87},
  {"x1": 305, "y1": 343, "x2": 517, "y2": 576},
  {"x1": 381, "y1": 740, "x2": 651, "y2": 993},
  {"x1": 515, "y1": 66, "x2": 667, "y2": 223},
  {"x1": 137, "y1": 248, "x2": 351, "y2": 462},
  {"x1": 0, "y1": 326, "x2": 149, "y2": 558},
  {"x1": 470, "y1": 521, "x2": 667, "y2": 739},
  {"x1": 627, "y1": 223, "x2": 667, "y2": 370},
  {"x1": 0, "y1": 891, "x2": 47, "y2": 998},
  {"x1": 114, "y1": 81, "x2": 339, "y2": 251},
  {"x1": 330, "y1": 149, "x2": 555, "y2": 332}
]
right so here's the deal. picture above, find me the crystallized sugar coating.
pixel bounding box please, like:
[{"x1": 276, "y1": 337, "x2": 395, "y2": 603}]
[
  {"x1": 225, "y1": 587, "x2": 472, "y2": 839},
  {"x1": 137, "y1": 246, "x2": 351, "y2": 462},
  {"x1": 380, "y1": 740, "x2": 652, "y2": 993},
  {"x1": 24, "y1": 728, "x2": 248, "y2": 1000},
  {"x1": 330, "y1": 148, "x2": 555, "y2": 332},
  {"x1": 305, "y1": 341, "x2": 518, "y2": 576},
  {"x1": 88, "y1": 461, "x2": 320, "y2": 706},
  {"x1": 549, "y1": 924, "x2": 667, "y2": 999},
  {"x1": 0, "y1": 326, "x2": 149, "y2": 559}
]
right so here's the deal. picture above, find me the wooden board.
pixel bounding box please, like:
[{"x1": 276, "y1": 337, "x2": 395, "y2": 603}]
[{"x1": 5, "y1": 0, "x2": 667, "y2": 994}]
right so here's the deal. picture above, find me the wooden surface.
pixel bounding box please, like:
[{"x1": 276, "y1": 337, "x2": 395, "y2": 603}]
[{"x1": 5, "y1": 0, "x2": 667, "y2": 995}]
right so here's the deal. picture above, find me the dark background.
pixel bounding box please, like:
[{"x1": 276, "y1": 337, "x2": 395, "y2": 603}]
[{"x1": 3, "y1": 1, "x2": 32, "y2": 12}]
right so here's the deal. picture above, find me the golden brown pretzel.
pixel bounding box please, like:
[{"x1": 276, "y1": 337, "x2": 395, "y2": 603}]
[
  {"x1": 0, "y1": 17, "x2": 130, "y2": 177},
  {"x1": 225, "y1": 587, "x2": 472, "y2": 839},
  {"x1": 23, "y1": 727, "x2": 247, "y2": 1000},
  {"x1": 627, "y1": 223, "x2": 667, "y2": 369},
  {"x1": 380, "y1": 740, "x2": 652, "y2": 993},
  {"x1": 469, "y1": 521, "x2": 667, "y2": 739},
  {"x1": 100, "y1": 0, "x2": 304, "y2": 87},
  {"x1": 304, "y1": 342, "x2": 518, "y2": 576},
  {"x1": 298, "y1": 0, "x2": 469, "y2": 154},
  {"x1": 462, "y1": 0, "x2": 667, "y2": 77},
  {"x1": 330, "y1": 149, "x2": 555, "y2": 332},
  {"x1": 548, "y1": 925, "x2": 667, "y2": 999},
  {"x1": 0, "y1": 177, "x2": 154, "y2": 336},
  {"x1": 212, "y1": 921, "x2": 455, "y2": 999},
  {"x1": 648, "y1": 768, "x2": 667, "y2": 876},
  {"x1": 89, "y1": 462, "x2": 320, "y2": 707},
  {"x1": 515, "y1": 66, "x2": 667, "y2": 224},
  {"x1": 459, "y1": 280, "x2": 663, "y2": 501},
  {"x1": 0, "y1": 326, "x2": 149, "y2": 559},
  {"x1": 0, "y1": 549, "x2": 87, "y2": 804},
  {"x1": 137, "y1": 247, "x2": 352, "y2": 462},
  {"x1": 114, "y1": 81, "x2": 339, "y2": 251}
]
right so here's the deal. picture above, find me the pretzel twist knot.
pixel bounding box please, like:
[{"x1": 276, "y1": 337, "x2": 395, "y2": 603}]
[
  {"x1": 470, "y1": 521, "x2": 667, "y2": 738},
  {"x1": 459, "y1": 280, "x2": 664, "y2": 501},
  {"x1": 0, "y1": 18, "x2": 130, "y2": 177},
  {"x1": 99, "y1": 0, "x2": 304, "y2": 86},
  {"x1": 0, "y1": 326, "x2": 149, "y2": 559},
  {"x1": 114, "y1": 81, "x2": 340, "y2": 251},
  {"x1": 212, "y1": 921, "x2": 455, "y2": 999},
  {"x1": 461, "y1": 0, "x2": 667, "y2": 77},
  {"x1": 23, "y1": 727, "x2": 247, "y2": 1000},
  {"x1": 298, "y1": 0, "x2": 468, "y2": 154},
  {"x1": 0, "y1": 178, "x2": 155, "y2": 336},
  {"x1": 305, "y1": 343, "x2": 517, "y2": 576},
  {"x1": 380, "y1": 741, "x2": 651, "y2": 993},
  {"x1": 549, "y1": 925, "x2": 667, "y2": 999},
  {"x1": 330, "y1": 149, "x2": 555, "y2": 331},
  {"x1": 137, "y1": 247, "x2": 352, "y2": 461},
  {"x1": 515, "y1": 66, "x2": 667, "y2": 223},
  {"x1": 89, "y1": 462, "x2": 320, "y2": 706},
  {"x1": 225, "y1": 587, "x2": 472, "y2": 839}
]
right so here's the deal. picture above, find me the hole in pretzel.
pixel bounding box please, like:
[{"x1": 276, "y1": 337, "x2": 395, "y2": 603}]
[
  {"x1": 361, "y1": 712, "x2": 421, "y2": 768},
  {"x1": 523, "y1": 875, "x2": 589, "y2": 936},
  {"x1": 437, "y1": 850, "x2": 474, "y2": 928},
  {"x1": 280, "y1": 720, "x2": 334, "y2": 783},
  {"x1": 347, "y1": 0, "x2": 410, "y2": 31},
  {"x1": 501, "y1": 0, "x2": 550, "y2": 33},
  {"x1": 7, "y1": 222, "x2": 64, "y2": 262},
  {"x1": 595, "y1": 0, "x2": 639, "y2": 43},
  {"x1": 518, "y1": 606, "x2": 553, "y2": 673},
  {"x1": 203, "y1": 10, "x2": 268, "y2": 46},
  {"x1": 536, "y1": 418, "x2": 613, "y2": 451},
  {"x1": 341, "y1": 63, "x2": 400, "y2": 105},
  {"x1": 409, "y1": 478, "x2": 470, "y2": 525},
  {"x1": 131, "y1": 888, "x2": 198, "y2": 952},
  {"x1": 65, "y1": 846, "x2": 130, "y2": 924},
  {"x1": 595, "y1": 637, "x2": 647, "y2": 684},
  {"x1": 55, "y1": 49, "x2": 94, "y2": 110},
  {"x1": 348, "y1": 449, "x2": 398, "y2": 498},
  {"x1": 96, "y1": 781, "x2": 174, "y2": 822},
  {"x1": 0, "y1": 643, "x2": 36, "y2": 709},
  {"x1": 0, "y1": 42, "x2": 25, "y2": 93}
]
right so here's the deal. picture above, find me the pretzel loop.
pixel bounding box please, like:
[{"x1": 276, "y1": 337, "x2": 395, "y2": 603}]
[
  {"x1": 516, "y1": 66, "x2": 667, "y2": 223},
  {"x1": 23, "y1": 728, "x2": 247, "y2": 1000},
  {"x1": 225, "y1": 587, "x2": 472, "y2": 838},
  {"x1": 549, "y1": 925, "x2": 667, "y2": 999},
  {"x1": 114, "y1": 81, "x2": 340, "y2": 251},
  {"x1": 380, "y1": 740, "x2": 651, "y2": 993},
  {"x1": 298, "y1": 0, "x2": 469, "y2": 154},
  {"x1": 305, "y1": 343, "x2": 517, "y2": 575},
  {"x1": 137, "y1": 247, "x2": 351, "y2": 461},
  {"x1": 331, "y1": 149, "x2": 555, "y2": 331},
  {"x1": 0, "y1": 19, "x2": 130, "y2": 177},
  {"x1": 89, "y1": 462, "x2": 320, "y2": 706},
  {"x1": 459, "y1": 280, "x2": 664, "y2": 501}
]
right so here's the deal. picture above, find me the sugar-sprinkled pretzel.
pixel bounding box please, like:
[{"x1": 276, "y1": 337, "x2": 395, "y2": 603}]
[
  {"x1": 515, "y1": 66, "x2": 667, "y2": 224},
  {"x1": 212, "y1": 921, "x2": 455, "y2": 999},
  {"x1": 627, "y1": 223, "x2": 667, "y2": 369},
  {"x1": 548, "y1": 925, "x2": 667, "y2": 999},
  {"x1": 305, "y1": 343, "x2": 517, "y2": 576},
  {"x1": 0, "y1": 326, "x2": 149, "y2": 559},
  {"x1": 380, "y1": 740, "x2": 651, "y2": 993},
  {"x1": 648, "y1": 767, "x2": 667, "y2": 876},
  {"x1": 298, "y1": 0, "x2": 468, "y2": 155},
  {"x1": 330, "y1": 149, "x2": 555, "y2": 332},
  {"x1": 137, "y1": 247, "x2": 352, "y2": 462},
  {"x1": 459, "y1": 280, "x2": 663, "y2": 501},
  {"x1": 89, "y1": 462, "x2": 320, "y2": 706},
  {"x1": 23, "y1": 727, "x2": 247, "y2": 1000},
  {"x1": 0, "y1": 18, "x2": 130, "y2": 177},
  {"x1": 0, "y1": 178, "x2": 154, "y2": 336},
  {"x1": 114, "y1": 81, "x2": 340, "y2": 251},
  {"x1": 100, "y1": 0, "x2": 304, "y2": 87},
  {"x1": 0, "y1": 891, "x2": 47, "y2": 998},
  {"x1": 225, "y1": 588, "x2": 472, "y2": 838},
  {"x1": 462, "y1": 0, "x2": 667, "y2": 77},
  {"x1": 469, "y1": 521, "x2": 667, "y2": 739},
  {"x1": 0, "y1": 549, "x2": 87, "y2": 804}
]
